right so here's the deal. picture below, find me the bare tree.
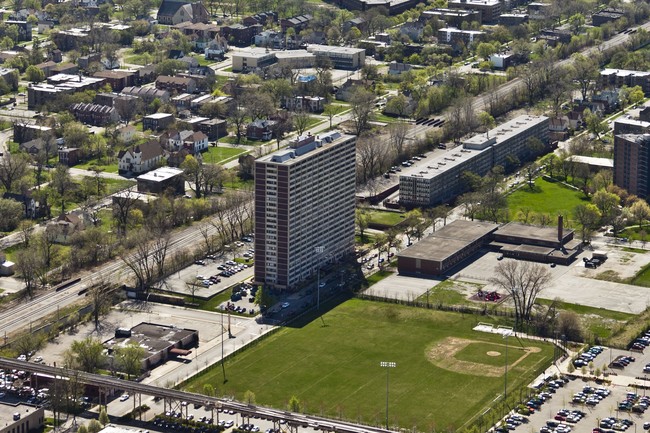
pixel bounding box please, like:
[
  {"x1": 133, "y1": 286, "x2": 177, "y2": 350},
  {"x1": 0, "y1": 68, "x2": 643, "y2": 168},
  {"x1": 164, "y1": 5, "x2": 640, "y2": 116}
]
[
  {"x1": 293, "y1": 109, "x2": 311, "y2": 137},
  {"x1": 489, "y1": 260, "x2": 552, "y2": 330},
  {"x1": 121, "y1": 230, "x2": 154, "y2": 292},
  {"x1": 388, "y1": 122, "x2": 410, "y2": 159},
  {"x1": 0, "y1": 151, "x2": 29, "y2": 192},
  {"x1": 87, "y1": 280, "x2": 114, "y2": 330},
  {"x1": 350, "y1": 87, "x2": 375, "y2": 136},
  {"x1": 113, "y1": 188, "x2": 137, "y2": 235},
  {"x1": 356, "y1": 135, "x2": 390, "y2": 183}
]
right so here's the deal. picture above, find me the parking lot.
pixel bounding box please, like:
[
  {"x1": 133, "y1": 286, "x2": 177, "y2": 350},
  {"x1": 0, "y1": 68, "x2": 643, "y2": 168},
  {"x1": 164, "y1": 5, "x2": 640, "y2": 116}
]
[{"x1": 161, "y1": 242, "x2": 255, "y2": 298}]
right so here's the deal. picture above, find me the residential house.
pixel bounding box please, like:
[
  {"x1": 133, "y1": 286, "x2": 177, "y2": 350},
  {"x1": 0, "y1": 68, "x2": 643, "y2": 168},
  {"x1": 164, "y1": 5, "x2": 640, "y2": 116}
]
[
  {"x1": 13, "y1": 123, "x2": 53, "y2": 144},
  {"x1": 197, "y1": 118, "x2": 227, "y2": 140},
  {"x1": 567, "y1": 110, "x2": 584, "y2": 130},
  {"x1": 161, "y1": 129, "x2": 192, "y2": 151},
  {"x1": 591, "y1": 89, "x2": 620, "y2": 114},
  {"x1": 35, "y1": 60, "x2": 57, "y2": 77},
  {"x1": 20, "y1": 138, "x2": 46, "y2": 155},
  {"x1": 183, "y1": 131, "x2": 209, "y2": 154},
  {"x1": 58, "y1": 147, "x2": 81, "y2": 166},
  {"x1": 117, "y1": 141, "x2": 165, "y2": 175},
  {"x1": 135, "y1": 65, "x2": 157, "y2": 85},
  {"x1": 93, "y1": 70, "x2": 137, "y2": 91},
  {"x1": 548, "y1": 117, "x2": 570, "y2": 140},
  {"x1": 78, "y1": 53, "x2": 101, "y2": 70},
  {"x1": 592, "y1": 8, "x2": 624, "y2": 26},
  {"x1": 143, "y1": 113, "x2": 174, "y2": 131},
  {"x1": 155, "y1": 75, "x2": 197, "y2": 94},
  {"x1": 246, "y1": 119, "x2": 276, "y2": 140},
  {"x1": 388, "y1": 61, "x2": 413, "y2": 75},
  {"x1": 343, "y1": 17, "x2": 367, "y2": 33},
  {"x1": 5, "y1": 20, "x2": 32, "y2": 41},
  {"x1": 46, "y1": 213, "x2": 83, "y2": 244},
  {"x1": 156, "y1": 0, "x2": 209, "y2": 25},
  {"x1": 172, "y1": 22, "x2": 220, "y2": 50},
  {"x1": 204, "y1": 37, "x2": 228, "y2": 60},
  {"x1": 117, "y1": 124, "x2": 137, "y2": 143},
  {"x1": 121, "y1": 86, "x2": 170, "y2": 104},
  {"x1": 242, "y1": 11, "x2": 277, "y2": 27},
  {"x1": 383, "y1": 94, "x2": 416, "y2": 117},
  {"x1": 282, "y1": 95, "x2": 325, "y2": 113},
  {"x1": 254, "y1": 30, "x2": 284, "y2": 49},
  {"x1": 220, "y1": 24, "x2": 262, "y2": 47},
  {"x1": 280, "y1": 14, "x2": 312, "y2": 34},
  {"x1": 335, "y1": 78, "x2": 372, "y2": 101},
  {"x1": 3, "y1": 192, "x2": 37, "y2": 218},
  {"x1": 50, "y1": 62, "x2": 79, "y2": 76},
  {"x1": 70, "y1": 103, "x2": 119, "y2": 126}
]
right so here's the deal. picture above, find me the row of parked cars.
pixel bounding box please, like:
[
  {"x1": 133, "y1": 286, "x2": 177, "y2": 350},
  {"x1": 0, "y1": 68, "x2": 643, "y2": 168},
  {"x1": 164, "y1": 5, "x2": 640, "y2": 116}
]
[
  {"x1": 610, "y1": 355, "x2": 636, "y2": 369},
  {"x1": 618, "y1": 392, "x2": 650, "y2": 413},
  {"x1": 573, "y1": 346, "x2": 604, "y2": 368},
  {"x1": 152, "y1": 415, "x2": 221, "y2": 433},
  {"x1": 572, "y1": 385, "x2": 610, "y2": 406},
  {"x1": 598, "y1": 417, "x2": 635, "y2": 431},
  {"x1": 630, "y1": 329, "x2": 650, "y2": 352}
]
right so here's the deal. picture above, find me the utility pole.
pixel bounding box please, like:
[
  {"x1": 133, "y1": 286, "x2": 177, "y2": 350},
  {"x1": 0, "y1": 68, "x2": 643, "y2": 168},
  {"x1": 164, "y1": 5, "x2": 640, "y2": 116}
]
[{"x1": 380, "y1": 361, "x2": 396, "y2": 430}]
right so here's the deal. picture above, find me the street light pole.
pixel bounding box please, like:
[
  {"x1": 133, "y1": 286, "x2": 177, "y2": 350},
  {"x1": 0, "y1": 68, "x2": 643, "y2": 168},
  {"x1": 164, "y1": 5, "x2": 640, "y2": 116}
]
[
  {"x1": 503, "y1": 331, "x2": 512, "y2": 410},
  {"x1": 380, "y1": 361, "x2": 396, "y2": 430}
]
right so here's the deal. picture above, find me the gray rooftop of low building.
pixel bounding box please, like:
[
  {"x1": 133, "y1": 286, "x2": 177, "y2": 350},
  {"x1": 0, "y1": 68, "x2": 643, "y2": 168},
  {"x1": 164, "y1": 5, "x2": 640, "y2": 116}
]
[
  {"x1": 397, "y1": 220, "x2": 498, "y2": 261},
  {"x1": 496, "y1": 222, "x2": 573, "y2": 243},
  {"x1": 0, "y1": 402, "x2": 41, "y2": 423},
  {"x1": 463, "y1": 114, "x2": 548, "y2": 150}
]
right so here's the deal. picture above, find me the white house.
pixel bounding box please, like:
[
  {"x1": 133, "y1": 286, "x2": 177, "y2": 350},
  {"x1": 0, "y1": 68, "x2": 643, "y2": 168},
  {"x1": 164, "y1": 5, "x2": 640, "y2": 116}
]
[
  {"x1": 117, "y1": 124, "x2": 137, "y2": 144},
  {"x1": 118, "y1": 141, "x2": 164, "y2": 175},
  {"x1": 184, "y1": 131, "x2": 209, "y2": 154}
]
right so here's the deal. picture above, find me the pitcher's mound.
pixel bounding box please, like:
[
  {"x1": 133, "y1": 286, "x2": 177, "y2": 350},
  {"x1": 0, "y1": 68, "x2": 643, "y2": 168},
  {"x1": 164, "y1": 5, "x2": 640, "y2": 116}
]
[{"x1": 487, "y1": 351, "x2": 501, "y2": 357}]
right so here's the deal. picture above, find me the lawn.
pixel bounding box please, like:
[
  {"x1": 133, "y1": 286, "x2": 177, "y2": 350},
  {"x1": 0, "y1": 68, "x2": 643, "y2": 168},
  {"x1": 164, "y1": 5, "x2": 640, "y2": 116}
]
[
  {"x1": 75, "y1": 159, "x2": 119, "y2": 173},
  {"x1": 367, "y1": 210, "x2": 405, "y2": 228},
  {"x1": 103, "y1": 178, "x2": 136, "y2": 195},
  {"x1": 630, "y1": 262, "x2": 650, "y2": 288},
  {"x1": 183, "y1": 299, "x2": 553, "y2": 431},
  {"x1": 507, "y1": 177, "x2": 587, "y2": 224},
  {"x1": 202, "y1": 146, "x2": 247, "y2": 164},
  {"x1": 415, "y1": 280, "x2": 479, "y2": 306},
  {"x1": 221, "y1": 136, "x2": 271, "y2": 146}
]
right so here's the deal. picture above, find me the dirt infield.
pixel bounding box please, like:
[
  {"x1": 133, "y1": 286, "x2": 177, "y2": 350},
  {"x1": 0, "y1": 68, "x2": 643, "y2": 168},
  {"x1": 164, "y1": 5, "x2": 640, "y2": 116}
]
[{"x1": 426, "y1": 337, "x2": 541, "y2": 377}]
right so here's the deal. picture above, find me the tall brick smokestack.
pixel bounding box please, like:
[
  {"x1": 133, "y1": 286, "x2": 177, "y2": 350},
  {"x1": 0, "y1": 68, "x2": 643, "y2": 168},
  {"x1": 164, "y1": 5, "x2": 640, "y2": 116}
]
[{"x1": 558, "y1": 215, "x2": 563, "y2": 244}]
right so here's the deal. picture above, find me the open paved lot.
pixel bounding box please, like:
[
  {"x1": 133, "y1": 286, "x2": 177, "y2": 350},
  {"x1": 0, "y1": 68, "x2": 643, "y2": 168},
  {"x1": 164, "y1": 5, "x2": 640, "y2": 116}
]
[{"x1": 371, "y1": 236, "x2": 650, "y2": 314}]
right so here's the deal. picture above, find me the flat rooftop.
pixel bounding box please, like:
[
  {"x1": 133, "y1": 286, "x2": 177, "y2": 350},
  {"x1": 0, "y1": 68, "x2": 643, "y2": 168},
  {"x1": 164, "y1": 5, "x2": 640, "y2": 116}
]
[
  {"x1": 568, "y1": 155, "x2": 613, "y2": 168},
  {"x1": 145, "y1": 112, "x2": 173, "y2": 119},
  {"x1": 257, "y1": 131, "x2": 354, "y2": 166},
  {"x1": 275, "y1": 50, "x2": 313, "y2": 59},
  {"x1": 137, "y1": 167, "x2": 183, "y2": 182},
  {"x1": 306, "y1": 44, "x2": 365, "y2": 55},
  {"x1": 0, "y1": 402, "x2": 41, "y2": 421},
  {"x1": 398, "y1": 220, "x2": 498, "y2": 262},
  {"x1": 602, "y1": 68, "x2": 650, "y2": 78},
  {"x1": 496, "y1": 222, "x2": 573, "y2": 243},
  {"x1": 104, "y1": 322, "x2": 197, "y2": 356},
  {"x1": 233, "y1": 47, "x2": 275, "y2": 59},
  {"x1": 463, "y1": 115, "x2": 548, "y2": 150}
]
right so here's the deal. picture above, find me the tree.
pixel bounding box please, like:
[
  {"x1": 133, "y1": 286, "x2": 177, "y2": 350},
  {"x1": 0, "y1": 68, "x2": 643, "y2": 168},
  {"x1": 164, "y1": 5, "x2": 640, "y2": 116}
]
[
  {"x1": 592, "y1": 189, "x2": 620, "y2": 225},
  {"x1": 25, "y1": 65, "x2": 45, "y2": 83},
  {"x1": 87, "y1": 420, "x2": 103, "y2": 433},
  {"x1": 323, "y1": 104, "x2": 342, "y2": 129},
  {"x1": 557, "y1": 311, "x2": 583, "y2": 342},
  {"x1": 385, "y1": 94, "x2": 409, "y2": 118},
  {"x1": 293, "y1": 109, "x2": 311, "y2": 137},
  {"x1": 478, "y1": 111, "x2": 495, "y2": 137},
  {"x1": 582, "y1": 109, "x2": 608, "y2": 139},
  {"x1": 99, "y1": 409, "x2": 110, "y2": 426},
  {"x1": 288, "y1": 395, "x2": 301, "y2": 412},
  {"x1": 388, "y1": 122, "x2": 409, "y2": 158},
  {"x1": 78, "y1": 425, "x2": 88, "y2": 433},
  {"x1": 568, "y1": 13, "x2": 585, "y2": 35},
  {"x1": 573, "y1": 203, "x2": 601, "y2": 243},
  {"x1": 13, "y1": 332, "x2": 44, "y2": 359},
  {"x1": 203, "y1": 383, "x2": 215, "y2": 397},
  {"x1": 476, "y1": 41, "x2": 497, "y2": 60},
  {"x1": 630, "y1": 200, "x2": 650, "y2": 226},
  {"x1": 350, "y1": 87, "x2": 375, "y2": 136},
  {"x1": 64, "y1": 337, "x2": 106, "y2": 373},
  {"x1": 571, "y1": 54, "x2": 598, "y2": 101},
  {"x1": 51, "y1": 164, "x2": 74, "y2": 213},
  {"x1": 88, "y1": 281, "x2": 113, "y2": 330},
  {"x1": 181, "y1": 155, "x2": 205, "y2": 198},
  {"x1": 489, "y1": 260, "x2": 551, "y2": 330},
  {"x1": 0, "y1": 198, "x2": 23, "y2": 232},
  {"x1": 0, "y1": 151, "x2": 29, "y2": 192},
  {"x1": 114, "y1": 341, "x2": 146, "y2": 379},
  {"x1": 15, "y1": 246, "x2": 44, "y2": 297},
  {"x1": 355, "y1": 208, "x2": 371, "y2": 241},
  {"x1": 243, "y1": 390, "x2": 256, "y2": 404}
]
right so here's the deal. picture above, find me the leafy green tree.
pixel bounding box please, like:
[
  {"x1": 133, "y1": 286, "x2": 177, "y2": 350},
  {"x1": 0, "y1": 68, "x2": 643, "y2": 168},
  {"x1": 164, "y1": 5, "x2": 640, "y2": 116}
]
[
  {"x1": 476, "y1": 42, "x2": 497, "y2": 60},
  {"x1": 114, "y1": 341, "x2": 146, "y2": 379},
  {"x1": 288, "y1": 395, "x2": 301, "y2": 412},
  {"x1": 573, "y1": 203, "x2": 601, "y2": 243},
  {"x1": 568, "y1": 13, "x2": 585, "y2": 35},
  {"x1": 0, "y1": 198, "x2": 23, "y2": 232},
  {"x1": 203, "y1": 383, "x2": 215, "y2": 397},
  {"x1": 582, "y1": 109, "x2": 608, "y2": 139},
  {"x1": 478, "y1": 111, "x2": 495, "y2": 137},
  {"x1": 25, "y1": 65, "x2": 45, "y2": 83},
  {"x1": 87, "y1": 419, "x2": 103, "y2": 433},
  {"x1": 78, "y1": 425, "x2": 88, "y2": 433},
  {"x1": 64, "y1": 337, "x2": 106, "y2": 373},
  {"x1": 99, "y1": 409, "x2": 109, "y2": 425}
]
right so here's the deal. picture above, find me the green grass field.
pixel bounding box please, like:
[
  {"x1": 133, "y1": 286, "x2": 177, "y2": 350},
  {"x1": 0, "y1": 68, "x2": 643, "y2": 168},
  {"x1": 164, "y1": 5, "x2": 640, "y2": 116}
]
[
  {"x1": 367, "y1": 210, "x2": 405, "y2": 227},
  {"x1": 183, "y1": 300, "x2": 553, "y2": 431},
  {"x1": 203, "y1": 146, "x2": 247, "y2": 164},
  {"x1": 508, "y1": 177, "x2": 587, "y2": 224}
]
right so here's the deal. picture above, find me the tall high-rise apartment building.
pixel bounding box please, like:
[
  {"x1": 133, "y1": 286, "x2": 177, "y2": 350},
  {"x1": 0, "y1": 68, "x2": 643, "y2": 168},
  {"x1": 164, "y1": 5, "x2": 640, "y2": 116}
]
[{"x1": 253, "y1": 131, "x2": 356, "y2": 291}]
